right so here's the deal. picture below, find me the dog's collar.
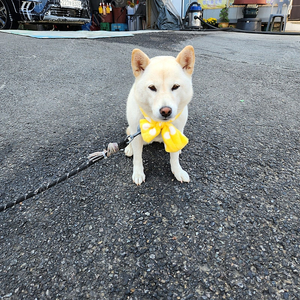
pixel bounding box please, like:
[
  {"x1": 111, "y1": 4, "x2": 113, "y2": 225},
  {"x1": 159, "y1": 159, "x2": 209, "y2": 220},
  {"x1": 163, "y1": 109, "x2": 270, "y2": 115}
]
[{"x1": 139, "y1": 107, "x2": 188, "y2": 153}]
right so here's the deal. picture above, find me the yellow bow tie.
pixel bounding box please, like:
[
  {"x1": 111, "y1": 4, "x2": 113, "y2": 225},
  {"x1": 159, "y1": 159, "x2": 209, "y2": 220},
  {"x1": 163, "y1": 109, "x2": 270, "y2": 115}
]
[{"x1": 139, "y1": 108, "x2": 188, "y2": 153}]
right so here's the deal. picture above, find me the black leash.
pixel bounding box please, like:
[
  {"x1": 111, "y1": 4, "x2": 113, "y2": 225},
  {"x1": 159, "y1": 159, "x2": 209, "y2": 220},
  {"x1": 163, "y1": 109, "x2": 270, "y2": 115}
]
[{"x1": 0, "y1": 129, "x2": 141, "y2": 212}]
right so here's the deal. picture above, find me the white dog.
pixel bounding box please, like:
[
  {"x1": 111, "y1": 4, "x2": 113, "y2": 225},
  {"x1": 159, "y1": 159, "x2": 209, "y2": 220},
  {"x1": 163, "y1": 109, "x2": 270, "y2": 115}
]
[{"x1": 125, "y1": 45, "x2": 195, "y2": 185}]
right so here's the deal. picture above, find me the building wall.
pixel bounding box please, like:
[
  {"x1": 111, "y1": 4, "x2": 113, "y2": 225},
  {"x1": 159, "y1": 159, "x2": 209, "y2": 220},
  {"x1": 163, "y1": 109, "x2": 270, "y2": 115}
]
[{"x1": 290, "y1": 0, "x2": 300, "y2": 19}]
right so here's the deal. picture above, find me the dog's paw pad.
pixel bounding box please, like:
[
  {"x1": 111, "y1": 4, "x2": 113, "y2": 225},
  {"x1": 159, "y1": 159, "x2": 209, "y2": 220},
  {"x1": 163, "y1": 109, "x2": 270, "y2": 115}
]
[
  {"x1": 132, "y1": 172, "x2": 146, "y2": 185},
  {"x1": 174, "y1": 169, "x2": 190, "y2": 183},
  {"x1": 125, "y1": 145, "x2": 133, "y2": 157}
]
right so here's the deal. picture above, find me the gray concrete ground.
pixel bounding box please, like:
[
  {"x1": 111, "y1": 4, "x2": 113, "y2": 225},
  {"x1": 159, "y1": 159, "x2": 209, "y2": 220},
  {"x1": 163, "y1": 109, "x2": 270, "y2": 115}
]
[{"x1": 0, "y1": 30, "x2": 299, "y2": 300}]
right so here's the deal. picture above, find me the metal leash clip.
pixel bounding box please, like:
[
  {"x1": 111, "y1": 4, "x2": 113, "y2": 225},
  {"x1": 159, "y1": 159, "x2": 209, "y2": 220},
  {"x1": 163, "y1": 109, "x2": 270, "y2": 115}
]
[
  {"x1": 127, "y1": 127, "x2": 141, "y2": 144},
  {"x1": 118, "y1": 126, "x2": 141, "y2": 151}
]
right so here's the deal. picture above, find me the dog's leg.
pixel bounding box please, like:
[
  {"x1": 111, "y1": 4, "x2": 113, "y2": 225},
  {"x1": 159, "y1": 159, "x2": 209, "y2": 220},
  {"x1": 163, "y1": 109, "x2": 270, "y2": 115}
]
[
  {"x1": 130, "y1": 135, "x2": 145, "y2": 185},
  {"x1": 170, "y1": 152, "x2": 190, "y2": 183},
  {"x1": 124, "y1": 144, "x2": 133, "y2": 157},
  {"x1": 125, "y1": 127, "x2": 133, "y2": 157}
]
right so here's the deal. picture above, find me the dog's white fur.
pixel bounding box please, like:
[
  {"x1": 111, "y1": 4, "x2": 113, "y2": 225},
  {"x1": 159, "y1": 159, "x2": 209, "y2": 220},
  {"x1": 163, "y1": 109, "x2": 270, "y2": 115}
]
[{"x1": 125, "y1": 46, "x2": 195, "y2": 185}]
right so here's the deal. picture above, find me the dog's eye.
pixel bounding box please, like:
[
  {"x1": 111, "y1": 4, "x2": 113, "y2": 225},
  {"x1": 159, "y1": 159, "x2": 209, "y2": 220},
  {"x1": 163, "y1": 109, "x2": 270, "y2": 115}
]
[
  {"x1": 148, "y1": 85, "x2": 157, "y2": 92},
  {"x1": 172, "y1": 84, "x2": 180, "y2": 91}
]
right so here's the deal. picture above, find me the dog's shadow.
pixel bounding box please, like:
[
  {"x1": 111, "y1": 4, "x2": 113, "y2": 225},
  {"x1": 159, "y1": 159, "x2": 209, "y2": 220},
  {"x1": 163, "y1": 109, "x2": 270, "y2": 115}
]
[{"x1": 141, "y1": 142, "x2": 173, "y2": 180}]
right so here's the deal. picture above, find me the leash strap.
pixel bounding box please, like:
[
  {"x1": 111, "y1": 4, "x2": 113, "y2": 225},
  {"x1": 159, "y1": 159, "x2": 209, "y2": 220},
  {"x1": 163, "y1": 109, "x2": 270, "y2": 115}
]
[{"x1": 0, "y1": 129, "x2": 141, "y2": 212}]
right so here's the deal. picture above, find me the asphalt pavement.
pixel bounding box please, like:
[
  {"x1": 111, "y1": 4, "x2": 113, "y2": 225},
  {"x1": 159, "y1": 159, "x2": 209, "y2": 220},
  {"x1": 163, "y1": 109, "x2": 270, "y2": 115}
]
[{"x1": 0, "y1": 30, "x2": 300, "y2": 299}]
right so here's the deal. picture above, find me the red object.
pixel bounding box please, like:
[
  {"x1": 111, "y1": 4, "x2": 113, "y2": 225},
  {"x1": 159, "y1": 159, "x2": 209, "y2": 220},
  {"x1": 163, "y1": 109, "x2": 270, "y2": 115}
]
[
  {"x1": 113, "y1": 7, "x2": 127, "y2": 23},
  {"x1": 233, "y1": 0, "x2": 267, "y2": 4},
  {"x1": 101, "y1": 12, "x2": 113, "y2": 23}
]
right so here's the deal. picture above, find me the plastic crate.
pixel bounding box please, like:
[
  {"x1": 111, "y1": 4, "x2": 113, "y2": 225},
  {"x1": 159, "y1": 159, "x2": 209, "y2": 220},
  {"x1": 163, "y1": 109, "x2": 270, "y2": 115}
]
[
  {"x1": 111, "y1": 23, "x2": 128, "y2": 31},
  {"x1": 100, "y1": 22, "x2": 111, "y2": 31}
]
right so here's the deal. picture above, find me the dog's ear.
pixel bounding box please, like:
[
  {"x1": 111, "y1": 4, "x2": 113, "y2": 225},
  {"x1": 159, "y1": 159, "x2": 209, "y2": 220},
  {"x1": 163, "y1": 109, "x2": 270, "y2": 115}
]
[
  {"x1": 176, "y1": 45, "x2": 195, "y2": 76},
  {"x1": 131, "y1": 49, "x2": 150, "y2": 77}
]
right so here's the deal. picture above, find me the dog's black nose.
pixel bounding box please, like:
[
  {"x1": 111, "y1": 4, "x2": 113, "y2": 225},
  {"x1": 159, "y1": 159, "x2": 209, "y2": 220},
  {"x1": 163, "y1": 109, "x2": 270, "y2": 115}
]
[{"x1": 160, "y1": 106, "x2": 172, "y2": 118}]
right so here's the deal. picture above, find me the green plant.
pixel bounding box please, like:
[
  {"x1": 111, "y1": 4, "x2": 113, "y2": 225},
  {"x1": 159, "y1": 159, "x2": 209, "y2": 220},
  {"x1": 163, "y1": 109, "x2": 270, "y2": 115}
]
[{"x1": 219, "y1": 5, "x2": 229, "y2": 23}]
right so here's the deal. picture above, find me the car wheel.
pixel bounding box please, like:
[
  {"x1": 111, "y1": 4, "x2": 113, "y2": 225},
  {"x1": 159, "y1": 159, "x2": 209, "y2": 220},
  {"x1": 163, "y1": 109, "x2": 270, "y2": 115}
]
[{"x1": 0, "y1": 0, "x2": 18, "y2": 29}]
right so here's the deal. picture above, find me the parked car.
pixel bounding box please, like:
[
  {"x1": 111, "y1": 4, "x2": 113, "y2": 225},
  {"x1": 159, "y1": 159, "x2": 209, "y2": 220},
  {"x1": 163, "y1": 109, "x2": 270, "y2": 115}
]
[{"x1": 0, "y1": 0, "x2": 91, "y2": 29}]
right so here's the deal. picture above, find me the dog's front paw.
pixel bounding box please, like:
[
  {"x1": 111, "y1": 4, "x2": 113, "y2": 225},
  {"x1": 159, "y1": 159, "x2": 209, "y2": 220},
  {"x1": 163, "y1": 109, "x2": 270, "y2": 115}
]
[
  {"x1": 125, "y1": 144, "x2": 133, "y2": 157},
  {"x1": 173, "y1": 168, "x2": 190, "y2": 183},
  {"x1": 132, "y1": 171, "x2": 145, "y2": 185}
]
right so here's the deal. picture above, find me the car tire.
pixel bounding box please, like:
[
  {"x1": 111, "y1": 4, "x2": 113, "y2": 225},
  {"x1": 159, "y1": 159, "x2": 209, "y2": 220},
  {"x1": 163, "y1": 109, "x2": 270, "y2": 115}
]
[{"x1": 0, "y1": 0, "x2": 19, "y2": 29}]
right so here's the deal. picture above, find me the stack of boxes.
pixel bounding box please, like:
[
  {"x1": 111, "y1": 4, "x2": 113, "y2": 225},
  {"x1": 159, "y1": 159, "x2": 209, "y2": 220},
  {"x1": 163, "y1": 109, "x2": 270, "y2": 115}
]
[{"x1": 99, "y1": 4, "x2": 128, "y2": 31}]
